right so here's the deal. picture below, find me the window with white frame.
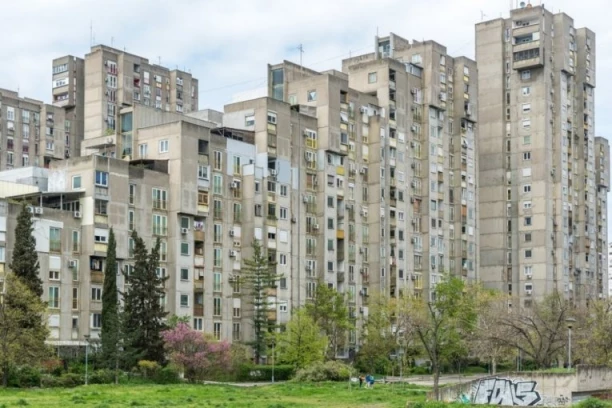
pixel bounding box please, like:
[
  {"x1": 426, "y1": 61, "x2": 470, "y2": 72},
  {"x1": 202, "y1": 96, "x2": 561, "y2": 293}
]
[{"x1": 158, "y1": 139, "x2": 169, "y2": 153}]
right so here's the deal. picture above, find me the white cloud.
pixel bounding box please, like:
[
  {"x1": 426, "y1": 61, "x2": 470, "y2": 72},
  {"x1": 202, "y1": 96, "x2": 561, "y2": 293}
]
[{"x1": 1, "y1": 0, "x2": 611, "y2": 234}]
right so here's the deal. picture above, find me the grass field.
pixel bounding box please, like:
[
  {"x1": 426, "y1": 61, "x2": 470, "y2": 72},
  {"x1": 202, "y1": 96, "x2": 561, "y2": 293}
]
[{"x1": 0, "y1": 382, "x2": 428, "y2": 407}]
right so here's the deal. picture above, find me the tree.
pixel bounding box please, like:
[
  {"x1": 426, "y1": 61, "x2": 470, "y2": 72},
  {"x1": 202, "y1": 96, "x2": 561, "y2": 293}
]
[
  {"x1": 241, "y1": 239, "x2": 281, "y2": 364},
  {"x1": 101, "y1": 228, "x2": 119, "y2": 381},
  {"x1": 122, "y1": 231, "x2": 168, "y2": 367},
  {"x1": 275, "y1": 309, "x2": 327, "y2": 369},
  {"x1": 411, "y1": 276, "x2": 478, "y2": 400},
  {"x1": 304, "y1": 281, "x2": 350, "y2": 360},
  {"x1": 162, "y1": 322, "x2": 231, "y2": 381},
  {"x1": 487, "y1": 291, "x2": 570, "y2": 370},
  {"x1": 469, "y1": 290, "x2": 514, "y2": 374},
  {"x1": 574, "y1": 300, "x2": 610, "y2": 365},
  {"x1": 356, "y1": 294, "x2": 397, "y2": 374},
  {"x1": 0, "y1": 275, "x2": 49, "y2": 386},
  {"x1": 9, "y1": 204, "x2": 42, "y2": 298}
]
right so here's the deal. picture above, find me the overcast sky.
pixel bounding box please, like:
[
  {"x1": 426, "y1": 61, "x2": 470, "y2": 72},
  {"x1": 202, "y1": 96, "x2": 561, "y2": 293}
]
[{"x1": 2, "y1": 0, "x2": 611, "y2": 238}]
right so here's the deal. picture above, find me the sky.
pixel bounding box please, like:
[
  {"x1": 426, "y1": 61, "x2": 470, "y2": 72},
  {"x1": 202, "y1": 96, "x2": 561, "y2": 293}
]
[{"x1": 1, "y1": 0, "x2": 611, "y2": 238}]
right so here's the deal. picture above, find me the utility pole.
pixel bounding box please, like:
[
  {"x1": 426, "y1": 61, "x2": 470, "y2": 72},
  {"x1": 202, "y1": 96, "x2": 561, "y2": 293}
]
[{"x1": 297, "y1": 44, "x2": 304, "y2": 74}]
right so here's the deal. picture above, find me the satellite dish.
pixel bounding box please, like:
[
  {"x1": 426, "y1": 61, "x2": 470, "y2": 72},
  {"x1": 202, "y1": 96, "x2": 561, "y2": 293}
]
[{"x1": 520, "y1": 1, "x2": 526, "y2": 7}]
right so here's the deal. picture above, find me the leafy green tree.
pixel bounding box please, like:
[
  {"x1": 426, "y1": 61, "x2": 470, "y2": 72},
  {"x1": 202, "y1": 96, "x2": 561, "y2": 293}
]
[
  {"x1": 0, "y1": 275, "x2": 49, "y2": 386},
  {"x1": 411, "y1": 275, "x2": 478, "y2": 400},
  {"x1": 101, "y1": 228, "x2": 119, "y2": 381},
  {"x1": 575, "y1": 299, "x2": 612, "y2": 365},
  {"x1": 356, "y1": 294, "x2": 396, "y2": 374},
  {"x1": 9, "y1": 204, "x2": 42, "y2": 298},
  {"x1": 304, "y1": 281, "x2": 350, "y2": 360},
  {"x1": 241, "y1": 239, "x2": 281, "y2": 364},
  {"x1": 122, "y1": 231, "x2": 168, "y2": 367},
  {"x1": 276, "y1": 309, "x2": 327, "y2": 369}
]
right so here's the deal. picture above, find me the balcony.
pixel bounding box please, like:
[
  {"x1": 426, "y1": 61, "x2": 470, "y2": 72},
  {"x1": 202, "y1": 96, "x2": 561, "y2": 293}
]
[
  {"x1": 94, "y1": 243, "x2": 107, "y2": 253},
  {"x1": 193, "y1": 304, "x2": 204, "y2": 316},
  {"x1": 194, "y1": 230, "x2": 205, "y2": 242},
  {"x1": 91, "y1": 271, "x2": 104, "y2": 284},
  {"x1": 94, "y1": 214, "x2": 108, "y2": 225},
  {"x1": 194, "y1": 255, "x2": 204, "y2": 267},
  {"x1": 337, "y1": 272, "x2": 345, "y2": 283}
]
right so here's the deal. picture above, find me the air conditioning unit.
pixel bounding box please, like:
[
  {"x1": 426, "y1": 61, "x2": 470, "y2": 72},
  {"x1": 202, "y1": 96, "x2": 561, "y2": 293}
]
[
  {"x1": 411, "y1": 275, "x2": 417, "y2": 281},
  {"x1": 270, "y1": 169, "x2": 278, "y2": 177},
  {"x1": 34, "y1": 207, "x2": 43, "y2": 214},
  {"x1": 411, "y1": 125, "x2": 418, "y2": 132},
  {"x1": 359, "y1": 247, "x2": 364, "y2": 254},
  {"x1": 233, "y1": 241, "x2": 241, "y2": 247},
  {"x1": 360, "y1": 209, "x2": 367, "y2": 216},
  {"x1": 526, "y1": 289, "x2": 533, "y2": 296},
  {"x1": 73, "y1": 211, "x2": 82, "y2": 219},
  {"x1": 198, "y1": 270, "x2": 205, "y2": 279},
  {"x1": 231, "y1": 181, "x2": 239, "y2": 189},
  {"x1": 410, "y1": 141, "x2": 415, "y2": 147},
  {"x1": 410, "y1": 197, "x2": 415, "y2": 203},
  {"x1": 360, "y1": 107, "x2": 368, "y2": 114},
  {"x1": 229, "y1": 250, "x2": 237, "y2": 258},
  {"x1": 181, "y1": 227, "x2": 188, "y2": 234},
  {"x1": 291, "y1": 217, "x2": 297, "y2": 223},
  {"x1": 360, "y1": 167, "x2": 367, "y2": 174},
  {"x1": 302, "y1": 196, "x2": 308, "y2": 203},
  {"x1": 359, "y1": 307, "x2": 364, "y2": 314},
  {"x1": 526, "y1": 274, "x2": 532, "y2": 280},
  {"x1": 69, "y1": 260, "x2": 78, "y2": 268},
  {"x1": 229, "y1": 229, "x2": 235, "y2": 237},
  {"x1": 410, "y1": 238, "x2": 415, "y2": 244},
  {"x1": 431, "y1": 264, "x2": 436, "y2": 270},
  {"x1": 410, "y1": 88, "x2": 417, "y2": 95},
  {"x1": 313, "y1": 224, "x2": 320, "y2": 230}
]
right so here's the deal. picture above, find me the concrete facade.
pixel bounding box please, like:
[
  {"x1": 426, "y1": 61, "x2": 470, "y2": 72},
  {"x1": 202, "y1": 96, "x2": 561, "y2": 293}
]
[{"x1": 476, "y1": 5, "x2": 607, "y2": 306}]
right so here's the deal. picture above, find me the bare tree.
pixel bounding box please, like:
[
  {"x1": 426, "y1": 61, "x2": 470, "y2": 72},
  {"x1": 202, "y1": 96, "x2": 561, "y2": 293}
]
[{"x1": 487, "y1": 292, "x2": 570, "y2": 369}]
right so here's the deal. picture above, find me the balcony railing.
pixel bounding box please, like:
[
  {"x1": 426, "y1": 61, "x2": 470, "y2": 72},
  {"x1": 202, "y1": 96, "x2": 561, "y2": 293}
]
[{"x1": 50, "y1": 240, "x2": 61, "y2": 253}]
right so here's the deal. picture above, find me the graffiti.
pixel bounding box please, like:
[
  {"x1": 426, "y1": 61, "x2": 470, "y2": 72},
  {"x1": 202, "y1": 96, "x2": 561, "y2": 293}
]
[
  {"x1": 473, "y1": 378, "x2": 542, "y2": 406},
  {"x1": 457, "y1": 393, "x2": 471, "y2": 404}
]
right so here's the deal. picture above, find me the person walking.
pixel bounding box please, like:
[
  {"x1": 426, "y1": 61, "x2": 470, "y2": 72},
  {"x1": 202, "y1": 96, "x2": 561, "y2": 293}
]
[{"x1": 359, "y1": 375, "x2": 364, "y2": 388}]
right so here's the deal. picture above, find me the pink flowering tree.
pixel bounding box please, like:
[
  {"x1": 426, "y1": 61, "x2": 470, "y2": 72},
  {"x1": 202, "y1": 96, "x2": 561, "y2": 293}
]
[{"x1": 161, "y1": 322, "x2": 231, "y2": 381}]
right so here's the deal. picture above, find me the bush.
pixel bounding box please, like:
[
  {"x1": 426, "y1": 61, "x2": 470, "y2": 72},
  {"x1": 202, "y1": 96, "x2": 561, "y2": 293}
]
[
  {"x1": 137, "y1": 360, "x2": 160, "y2": 379},
  {"x1": 40, "y1": 373, "x2": 84, "y2": 388},
  {"x1": 410, "y1": 366, "x2": 429, "y2": 375},
  {"x1": 235, "y1": 365, "x2": 295, "y2": 382},
  {"x1": 89, "y1": 369, "x2": 116, "y2": 384},
  {"x1": 576, "y1": 398, "x2": 612, "y2": 408},
  {"x1": 153, "y1": 367, "x2": 181, "y2": 384},
  {"x1": 293, "y1": 361, "x2": 351, "y2": 382},
  {"x1": 8, "y1": 366, "x2": 41, "y2": 388}
]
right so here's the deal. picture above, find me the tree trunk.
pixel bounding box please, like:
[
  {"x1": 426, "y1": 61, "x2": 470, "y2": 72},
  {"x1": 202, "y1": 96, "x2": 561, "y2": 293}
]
[
  {"x1": 433, "y1": 363, "x2": 440, "y2": 401},
  {"x1": 491, "y1": 357, "x2": 497, "y2": 375},
  {"x1": 2, "y1": 363, "x2": 7, "y2": 388}
]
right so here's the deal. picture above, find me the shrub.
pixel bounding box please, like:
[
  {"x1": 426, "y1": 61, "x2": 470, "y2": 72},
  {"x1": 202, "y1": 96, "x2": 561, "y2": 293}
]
[
  {"x1": 410, "y1": 366, "x2": 430, "y2": 375},
  {"x1": 89, "y1": 369, "x2": 115, "y2": 384},
  {"x1": 137, "y1": 360, "x2": 160, "y2": 379},
  {"x1": 576, "y1": 398, "x2": 612, "y2": 408},
  {"x1": 40, "y1": 359, "x2": 63, "y2": 376},
  {"x1": 40, "y1": 373, "x2": 84, "y2": 388},
  {"x1": 293, "y1": 361, "x2": 351, "y2": 382},
  {"x1": 235, "y1": 365, "x2": 295, "y2": 382},
  {"x1": 8, "y1": 366, "x2": 41, "y2": 388},
  {"x1": 153, "y1": 367, "x2": 181, "y2": 384}
]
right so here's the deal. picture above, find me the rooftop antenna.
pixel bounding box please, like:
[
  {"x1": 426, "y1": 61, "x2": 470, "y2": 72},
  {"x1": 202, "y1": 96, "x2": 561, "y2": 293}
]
[
  {"x1": 90, "y1": 21, "x2": 93, "y2": 46},
  {"x1": 480, "y1": 10, "x2": 487, "y2": 20},
  {"x1": 297, "y1": 44, "x2": 304, "y2": 72},
  {"x1": 158, "y1": 56, "x2": 162, "y2": 65}
]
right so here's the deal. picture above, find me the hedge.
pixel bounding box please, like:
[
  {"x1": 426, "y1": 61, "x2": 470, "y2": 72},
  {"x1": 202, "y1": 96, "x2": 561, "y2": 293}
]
[{"x1": 235, "y1": 365, "x2": 295, "y2": 382}]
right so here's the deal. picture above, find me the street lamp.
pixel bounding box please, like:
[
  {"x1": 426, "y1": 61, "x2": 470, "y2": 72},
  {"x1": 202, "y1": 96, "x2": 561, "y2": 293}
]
[
  {"x1": 566, "y1": 317, "x2": 576, "y2": 370},
  {"x1": 84, "y1": 334, "x2": 90, "y2": 385},
  {"x1": 271, "y1": 341, "x2": 276, "y2": 383}
]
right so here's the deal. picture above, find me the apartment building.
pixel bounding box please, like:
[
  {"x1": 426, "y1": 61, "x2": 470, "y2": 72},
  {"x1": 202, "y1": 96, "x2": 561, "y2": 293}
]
[
  {"x1": 52, "y1": 45, "x2": 199, "y2": 158},
  {"x1": 595, "y1": 137, "x2": 610, "y2": 297},
  {"x1": 477, "y1": 4, "x2": 607, "y2": 305},
  {"x1": 0, "y1": 89, "x2": 80, "y2": 171}
]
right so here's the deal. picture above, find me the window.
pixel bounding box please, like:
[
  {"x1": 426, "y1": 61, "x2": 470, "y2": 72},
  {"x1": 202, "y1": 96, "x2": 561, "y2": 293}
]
[
  {"x1": 91, "y1": 287, "x2": 102, "y2": 301},
  {"x1": 280, "y1": 185, "x2": 288, "y2": 197},
  {"x1": 180, "y1": 294, "x2": 189, "y2": 308},
  {"x1": 267, "y1": 111, "x2": 277, "y2": 124},
  {"x1": 180, "y1": 242, "x2": 189, "y2": 256},
  {"x1": 72, "y1": 288, "x2": 79, "y2": 310},
  {"x1": 523, "y1": 135, "x2": 531, "y2": 145},
  {"x1": 152, "y1": 188, "x2": 168, "y2": 210},
  {"x1": 522, "y1": 103, "x2": 531, "y2": 113},
  {"x1": 49, "y1": 287, "x2": 60, "y2": 309},
  {"x1": 307, "y1": 90, "x2": 317, "y2": 102},
  {"x1": 138, "y1": 143, "x2": 148, "y2": 158},
  {"x1": 279, "y1": 207, "x2": 288, "y2": 220},
  {"x1": 524, "y1": 216, "x2": 532, "y2": 226},
  {"x1": 523, "y1": 152, "x2": 531, "y2": 160},
  {"x1": 159, "y1": 139, "x2": 169, "y2": 153},
  {"x1": 72, "y1": 175, "x2": 82, "y2": 189},
  {"x1": 522, "y1": 86, "x2": 531, "y2": 96},
  {"x1": 525, "y1": 233, "x2": 532, "y2": 242},
  {"x1": 214, "y1": 323, "x2": 222, "y2": 340},
  {"x1": 327, "y1": 196, "x2": 334, "y2": 208},
  {"x1": 198, "y1": 165, "x2": 209, "y2": 179},
  {"x1": 279, "y1": 253, "x2": 287, "y2": 265},
  {"x1": 523, "y1": 184, "x2": 531, "y2": 193},
  {"x1": 193, "y1": 318, "x2": 203, "y2": 331},
  {"x1": 213, "y1": 151, "x2": 222, "y2": 170},
  {"x1": 49, "y1": 270, "x2": 60, "y2": 281},
  {"x1": 525, "y1": 249, "x2": 532, "y2": 258},
  {"x1": 521, "y1": 70, "x2": 531, "y2": 80},
  {"x1": 91, "y1": 313, "x2": 102, "y2": 329},
  {"x1": 368, "y1": 72, "x2": 378, "y2": 83},
  {"x1": 279, "y1": 302, "x2": 288, "y2": 313},
  {"x1": 152, "y1": 214, "x2": 168, "y2": 236},
  {"x1": 523, "y1": 200, "x2": 532, "y2": 209},
  {"x1": 245, "y1": 114, "x2": 255, "y2": 126},
  {"x1": 213, "y1": 297, "x2": 222, "y2": 316},
  {"x1": 522, "y1": 119, "x2": 531, "y2": 128},
  {"x1": 95, "y1": 171, "x2": 108, "y2": 186}
]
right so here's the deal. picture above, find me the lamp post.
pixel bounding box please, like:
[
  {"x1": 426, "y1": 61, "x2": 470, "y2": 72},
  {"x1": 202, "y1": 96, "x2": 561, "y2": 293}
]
[
  {"x1": 271, "y1": 341, "x2": 275, "y2": 383},
  {"x1": 566, "y1": 317, "x2": 576, "y2": 370},
  {"x1": 84, "y1": 334, "x2": 90, "y2": 385}
]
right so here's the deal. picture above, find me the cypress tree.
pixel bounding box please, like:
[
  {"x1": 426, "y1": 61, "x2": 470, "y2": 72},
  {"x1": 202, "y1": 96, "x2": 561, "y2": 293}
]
[
  {"x1": 122, "y1": 231, "x2": 168, "y2": 367},
  {"x1": 9, "y1": 204, "x2": 42, "y2": 297},
  {"x1": 101, "y1": 228, "x2": 119, "y2": 379}
]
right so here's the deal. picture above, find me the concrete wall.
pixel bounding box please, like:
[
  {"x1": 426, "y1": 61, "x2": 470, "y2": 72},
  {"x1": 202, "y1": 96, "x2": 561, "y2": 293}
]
[{"x1": 433, "y1": 366, "x2": 612, "y2": 406}]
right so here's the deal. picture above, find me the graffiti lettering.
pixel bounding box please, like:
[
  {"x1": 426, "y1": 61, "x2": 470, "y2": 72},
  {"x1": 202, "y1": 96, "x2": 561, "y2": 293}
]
[{"x1": 473, "y1": 378, "x2": 542, "y2": 406}]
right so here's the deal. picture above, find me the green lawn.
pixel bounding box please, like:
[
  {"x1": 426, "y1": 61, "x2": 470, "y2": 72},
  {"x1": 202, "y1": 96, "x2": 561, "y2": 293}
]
[{"x1": 0, "y1": 382, "x2": 428, "y2": 407}]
